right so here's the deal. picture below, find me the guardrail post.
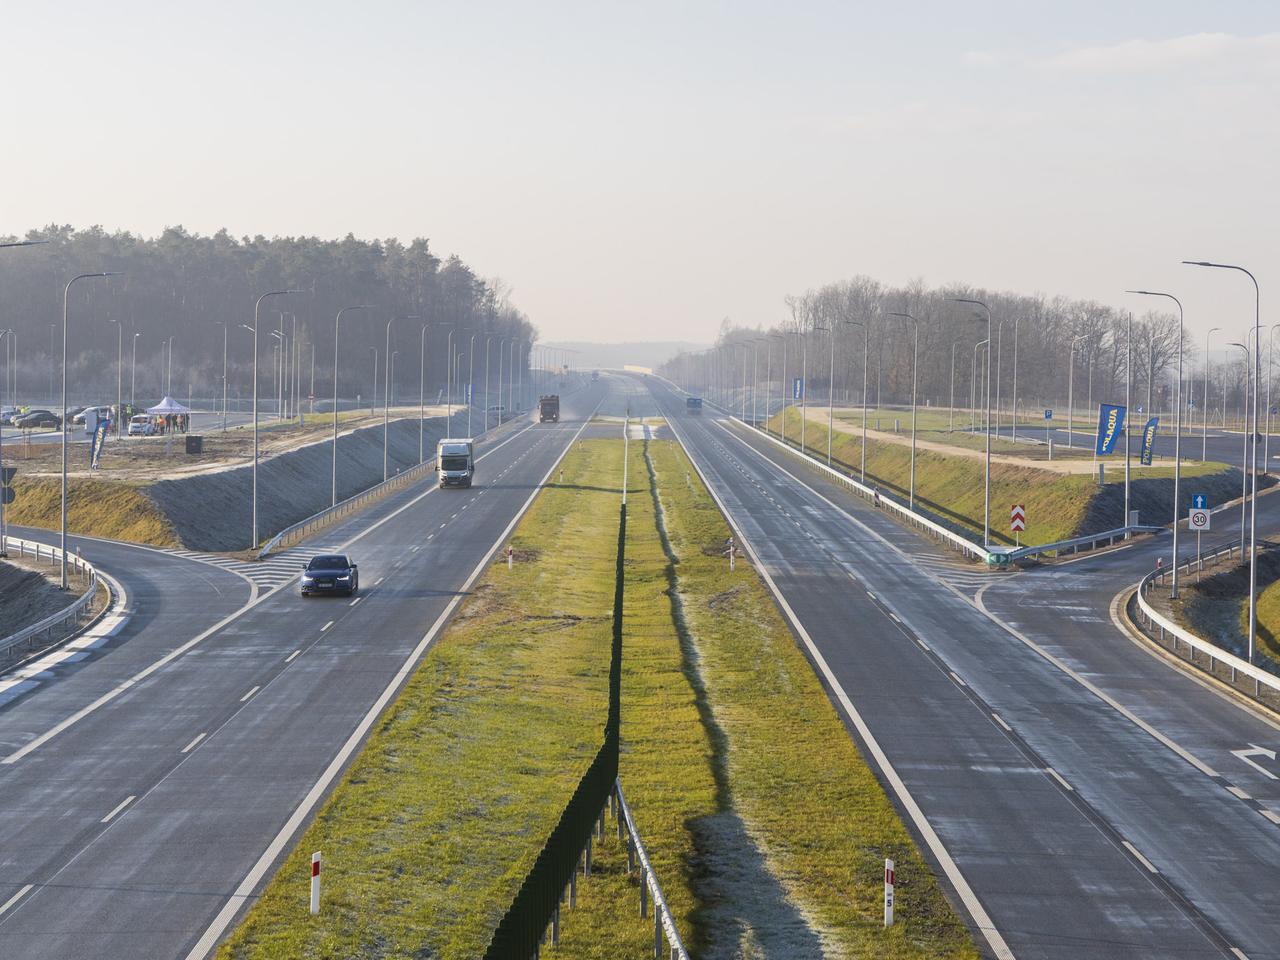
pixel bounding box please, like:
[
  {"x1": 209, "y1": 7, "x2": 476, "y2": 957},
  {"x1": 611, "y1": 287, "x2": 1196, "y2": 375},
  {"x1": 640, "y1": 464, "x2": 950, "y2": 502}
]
[
  {"x1": 551, "y1": 906, "x2": 560, "y2": 946},
  {"x1": 570, "y1": 863, "x2": 578, "y2": 908},
  {"x1": 654, "y1": 903, "x2": 662, "y2": 958},
  {"x1": 639, "y1": 868, "x2": 648, "y2": 917},
  {"x1": 585, "y1": 835, "x2": 592, "y2": 876}
]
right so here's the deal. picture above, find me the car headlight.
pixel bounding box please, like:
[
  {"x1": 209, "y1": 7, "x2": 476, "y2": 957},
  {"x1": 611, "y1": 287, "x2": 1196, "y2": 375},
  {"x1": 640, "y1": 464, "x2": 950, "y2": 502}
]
[
  {"x1": 301, "y1": 575, "x2": 314, "y2": 583},
  {"x1": 337, "y1": 574, "x2": 351, "y2": 581}
]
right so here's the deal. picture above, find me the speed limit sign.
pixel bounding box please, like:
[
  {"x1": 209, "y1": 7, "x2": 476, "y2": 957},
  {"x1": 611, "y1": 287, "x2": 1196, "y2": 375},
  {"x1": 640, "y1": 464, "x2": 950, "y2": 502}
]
[{"x1": 1189, "y1": 507, "x2": 1211, "y2": 531}]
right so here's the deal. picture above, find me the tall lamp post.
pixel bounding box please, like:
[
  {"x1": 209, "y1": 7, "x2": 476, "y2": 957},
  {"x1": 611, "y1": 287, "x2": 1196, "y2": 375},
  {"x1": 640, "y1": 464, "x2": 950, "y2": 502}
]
[
  {"x1": 249, "y1": 290, "x2": 300, "y2": 549},
  {"x1": 215, "y1": 320, "x2": 229, "y2": 430},
  {"x1": 1228, "y1": 342, "x2": 1251, "y2": 551},
  {"x1": 887, "y1": 313, "x2": 920, "y2": 509},
  {"x1": 1186, "y1": 259, "x2": 1262, "y2": 682},
  {"x1": 467, "y1": 334, "x2": 476, "y2": 437},
  {"x1": 951, "y1": 298, "x2": 993, "y2": 547},
  {"x1": 843, "y1": 320, "x2": 869, "y2": 482},
  {"x1": 61, "y1": 272, "x2": 123, "y2": 587},
  {"x1": 1066, "y1": 335, "x2": 1086, "y2": 448},
  {"x1": 1203, "y1": 327, "x2": 1220, "y2": 462},
  {"x1": 1127, "y1": 290, "x2": 1185, "y2": 597},
  {"x1": 328, "y1": 305, "x2": 372, "y2": 506},
  {"x1": 384, "y1": 315, "x2": 420, "y2": 481},
  {"x1": 105, "y1": 318, "x2": 123, "y2": 438},
  {"x1": 0, "y1": 240, "x2": 47, "y2": 556}
]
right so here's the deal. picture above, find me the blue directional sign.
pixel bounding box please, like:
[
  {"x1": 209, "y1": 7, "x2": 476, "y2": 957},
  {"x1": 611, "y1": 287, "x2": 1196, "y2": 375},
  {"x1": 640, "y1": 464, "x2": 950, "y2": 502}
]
[
  {"x1": 1044, "y1": 409, "x2": 1053, "y2": 421},
  {"x1": 1192, "y1": 493, "x2": 1208, "y2": 510},
  {"x1": 793, "y1": 377, "x2": 803, "y2": 400}
]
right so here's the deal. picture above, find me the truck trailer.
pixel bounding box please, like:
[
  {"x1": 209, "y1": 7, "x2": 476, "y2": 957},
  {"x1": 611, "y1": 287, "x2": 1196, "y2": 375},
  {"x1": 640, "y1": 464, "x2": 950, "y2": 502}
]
[{"x1": 539, "y1": 395, "x2": 560, "y2": 423}]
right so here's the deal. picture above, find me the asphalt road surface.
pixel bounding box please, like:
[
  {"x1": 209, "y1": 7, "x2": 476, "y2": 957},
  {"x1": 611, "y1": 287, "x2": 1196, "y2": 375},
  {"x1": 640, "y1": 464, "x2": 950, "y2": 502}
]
[
  {"x1": 642, "y1": 374, "x2": 1280, "y2": 960},
  {"x1": 0, "y1": 378, "x2": 605, "y2": 959}
]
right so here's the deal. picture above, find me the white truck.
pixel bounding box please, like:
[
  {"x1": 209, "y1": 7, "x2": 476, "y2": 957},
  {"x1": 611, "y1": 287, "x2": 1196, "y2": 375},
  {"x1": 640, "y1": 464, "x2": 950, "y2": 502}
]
[{"x1": 436, "y1": 438, "x2": 475, "y2": 488}]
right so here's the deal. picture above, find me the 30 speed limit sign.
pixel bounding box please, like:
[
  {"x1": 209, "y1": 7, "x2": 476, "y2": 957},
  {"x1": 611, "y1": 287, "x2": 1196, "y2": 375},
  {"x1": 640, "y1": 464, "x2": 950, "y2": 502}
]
[{"x1": 1189, "y1": 507, "x2": 1211, "y2": 531}]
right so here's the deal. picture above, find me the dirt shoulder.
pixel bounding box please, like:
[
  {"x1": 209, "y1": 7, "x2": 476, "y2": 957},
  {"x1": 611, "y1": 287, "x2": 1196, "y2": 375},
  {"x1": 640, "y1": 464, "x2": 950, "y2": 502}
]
[{"x1": 0, "y1": 556, "x2": 72, "y2": 637}]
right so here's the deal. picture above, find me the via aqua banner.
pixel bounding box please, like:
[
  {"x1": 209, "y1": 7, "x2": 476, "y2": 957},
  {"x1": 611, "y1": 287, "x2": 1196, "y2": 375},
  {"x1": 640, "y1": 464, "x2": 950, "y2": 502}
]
[
  {"x1": 1140, "y1": 416, "x2": 1159, "y2": 466},
  {"x1": 1095, "y1": 403, "x2": 1126, "y2": 456}
]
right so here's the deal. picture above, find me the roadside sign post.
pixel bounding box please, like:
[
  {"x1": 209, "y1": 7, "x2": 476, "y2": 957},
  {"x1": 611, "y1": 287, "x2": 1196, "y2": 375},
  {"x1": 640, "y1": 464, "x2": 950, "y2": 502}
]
[
  {"x1": 1010, "y1": 504, "x2": 1026, "y2": 547},
  {"x1": 1045, "y1": 409, "x2": 1052, "y2": 446},
  {"x1": 310, "y1": 851, "x2": 321, "y2": 914},
  {"x1": 884, "y1": 858, "x2": 895, "y2": 927},
  {"x1": 1189, "y1": 496, "x2": 1211, "y2": 580}
]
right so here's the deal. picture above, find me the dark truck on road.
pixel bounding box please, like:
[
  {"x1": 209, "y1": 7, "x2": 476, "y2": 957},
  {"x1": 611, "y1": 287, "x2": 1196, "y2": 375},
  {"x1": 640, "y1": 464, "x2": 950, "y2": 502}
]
[
  {"x1": 685, "y1": 397, "x2": 703, "y2": 414},
  {"x1": 539, "y1": 395, "x2": 560, "y2": 423}
]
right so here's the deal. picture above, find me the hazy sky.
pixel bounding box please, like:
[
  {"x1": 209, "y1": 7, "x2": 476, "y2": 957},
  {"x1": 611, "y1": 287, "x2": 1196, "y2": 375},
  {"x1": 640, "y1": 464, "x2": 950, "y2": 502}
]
[{"x1": 1, "y1": 2, "x2": 1276, "y2": 343}]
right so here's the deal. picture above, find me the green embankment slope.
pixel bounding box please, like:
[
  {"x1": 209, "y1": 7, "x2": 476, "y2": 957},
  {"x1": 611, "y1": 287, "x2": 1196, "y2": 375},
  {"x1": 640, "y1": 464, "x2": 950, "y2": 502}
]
[{"x1": 6, "y1": 476, "x2": 178, "y2": 547}]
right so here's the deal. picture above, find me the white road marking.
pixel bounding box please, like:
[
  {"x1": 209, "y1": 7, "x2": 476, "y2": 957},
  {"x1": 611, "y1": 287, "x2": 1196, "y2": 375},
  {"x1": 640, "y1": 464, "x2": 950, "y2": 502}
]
[
  {"x1": 889, "y1": 613, "x2": 902, "y2": 623},
  {"x1": 1228, "y1": 786, "x2": 1251, "y2": 801},
  {"x1": 320, "y1": 621, "x2": 334, "y2": 632},
  {"x1": 0, "y1": 885, "x2": 32, "y2": 917},
  {"x1": 183, "y1": 399, "x2": 600, "y2": 960},
  {"x1": 1231, "y1": 948, "x2": 1250, "y2": 960},
  {"x1": 180, "y1": 733, "x2": 206, "y2": 754},
  {"x1": 1262, "y1": 809, "x2": 1280, "y2": 825},
  {"x1": 950, "y1": 671, "x2": 966, "y2": 687},
  {"x1": 374, "y1": 577, "x2": 384, "y2": 585},
  {"x1": 285, "y1": 650, "x2": 301, "y2": 663},
  {"x1": 866, "y1": 591, "x2": 877, "y2": 601},
  {"x1": 349, "y1": 596, "x2": 362, "y2": 607},
  {"x1": 1122, "y1": 840, "x2": 1159, "y2": 874},
  {"x1": 1046, "y1": 767, "x2": 1073, "y2": 792},
  {"x1": 101, "y1": 795, "x2": 136, "y2": 823},
  {"x1": 239, "y1": 686, "x2": 260, "y2": 702},
  {"x1": 992, "y1": 713, "x2": 1012, "y2": 732}
]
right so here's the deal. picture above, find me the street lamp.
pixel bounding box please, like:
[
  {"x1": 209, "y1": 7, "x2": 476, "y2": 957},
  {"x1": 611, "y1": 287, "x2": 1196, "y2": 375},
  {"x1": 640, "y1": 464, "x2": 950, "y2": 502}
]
[
  {"x1": 1067, "y1": 335, "x2": 1087, "y2": 448},
  {"x1": 330, "y1": 305, "x2": 372, "y2": 506},
  {"x1": 467, "y1": 334, "x2": 477, "y2": 437},
  {"x1": 105, "y1": 318, "x2": 123, "y2": 438},
  {"x1": 1203, "y1": 327, "x2": 1220, "y2": 462},
  {"x1": 385, "y1": 315, "x2": 421, "y2": 481},
  {"x1": 950, "y1": 298, "x2": 993, "y2": 547},
  {"x1": 1228, "y1": 342, "x2": 1251, "y2": 551},
  {"x1": 61, "y1": 271, "x2": 123, "y2": 587},
  {"x1": 844, "y1": 320, "x2": 869, "y2": 482},
  {"x1": 249, "y1": 290, "x2": 300, "y2": 550},
  {"x1": 214, "y1": 321, "x2": 229, "y2": 431},
  {"x1": 887, "y1": 313, "x2": 920, "y2": 509},
  {"x1": 1187, "y1": 259, "x2": 1262, "y2": 682},
  {"x1": 1127, "y1": 290, "x2": 1186, "y2": 597}
]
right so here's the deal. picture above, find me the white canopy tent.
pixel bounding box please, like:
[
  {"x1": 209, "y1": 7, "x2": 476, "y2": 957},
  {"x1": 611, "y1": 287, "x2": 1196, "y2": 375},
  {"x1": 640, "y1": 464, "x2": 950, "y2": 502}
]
[{"x1": 145, "y1": 396, "x2": 192, "y2": 415}]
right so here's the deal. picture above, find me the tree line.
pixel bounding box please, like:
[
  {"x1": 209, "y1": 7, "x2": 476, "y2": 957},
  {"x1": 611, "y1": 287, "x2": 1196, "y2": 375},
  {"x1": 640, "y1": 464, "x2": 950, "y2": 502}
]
[
  {"x1": 658, "y1": 276, "x2": 1259, "y2": 424},
  {"x1": 0, "y1": 225, "x2": 535, "y2": 406}
]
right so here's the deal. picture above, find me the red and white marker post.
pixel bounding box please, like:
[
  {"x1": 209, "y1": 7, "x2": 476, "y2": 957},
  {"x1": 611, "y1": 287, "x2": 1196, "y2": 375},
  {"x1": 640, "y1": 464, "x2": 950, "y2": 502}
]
[
  {"x1": 310, "y1": 851, "x2": 321, "y2": 914},
  {"x1": 1010, "y1": 504, "x2": 1026, "y2": 547},
  {"x1": 884, "y1": 858, "x2": 895, "y2": 926},
  {"x1": 506, "y1": 545, "x2": 514, "y2": 570}
]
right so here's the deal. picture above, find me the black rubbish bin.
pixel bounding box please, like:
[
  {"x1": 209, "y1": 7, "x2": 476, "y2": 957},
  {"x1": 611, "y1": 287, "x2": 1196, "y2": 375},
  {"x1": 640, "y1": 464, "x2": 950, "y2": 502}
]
[{"x1": 185, "y1": 435, "x2": 204, "y2": 454}]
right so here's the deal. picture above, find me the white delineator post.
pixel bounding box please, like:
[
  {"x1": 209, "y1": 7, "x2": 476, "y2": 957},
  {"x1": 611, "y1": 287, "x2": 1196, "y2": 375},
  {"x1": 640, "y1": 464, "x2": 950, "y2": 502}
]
[
  {"x1": 884, "y1": 858, "x2": 895, "y2": 927},
  {"x1": 310, "y1": 851, "x2": 321, "y2": 915},
  {"x1": 506, "y1": 545, "x2": 514, "y2": 570}
]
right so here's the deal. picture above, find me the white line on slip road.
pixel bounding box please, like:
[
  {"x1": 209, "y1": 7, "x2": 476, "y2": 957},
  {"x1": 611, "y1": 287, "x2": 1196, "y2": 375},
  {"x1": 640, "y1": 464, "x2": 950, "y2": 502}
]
[
  {"x1": 0, "y1": 885, "x2": 32, "y2": 917},
  {"x1": 1262, "y1": 809, "x2": 1280, "y2": 825},
  {"x1": 375, "y1": 577, "x2": 384, "y2": 585},
  {"x1": 320, "y1": 621, "x2": 334, "y2": 632},
  {"x1": 1232, "y1": 947, "x2": 1251, "y2": 960},
  {"x1": 349, "y1": 596, "x2": 362, "y2": 607},
  {"x1": 992, "y1": 713, "x2": 1012, "y2": 732},
  {"x1": 866, "y1": 591, "x2": 877, "y2": 601},
  {"x1": 1228, "y1": 786, "x2": 1252, "y2": 801},
  {"x1": 101, "y1": 796, "x2": 136, "y2": 823},
  {"x1": 1122, "y1": 840, "x2": 1159, "y2": 874},
  {"x1": 889, "y1": 613, "x2": 902, "y2": 623},
  {"x1": 239, "y1": 686, "x2": 260, "y2": 702},
  {"x1": 180, "y1": 733, "x2": 206, "y2": 754},
  {"x1": 285, "y1": 650, "x2": 301, "y2": 663},
  {"x1": 1046, "y1": 768, "x2": 1073, "y2": 792},
  {"x1": 439, "y1": 523, "x2": 446, "y2": 529},
  {"x1": 949, "y1": 671, "x2": 966, "y2": 687},
  {"x1": 183, "y1": 401, "x2": 600, "y2": 960}
]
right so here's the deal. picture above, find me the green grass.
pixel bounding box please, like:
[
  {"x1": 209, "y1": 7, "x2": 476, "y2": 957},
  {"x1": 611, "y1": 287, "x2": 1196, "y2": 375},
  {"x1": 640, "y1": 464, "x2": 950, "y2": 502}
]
[
  {"x1": 767, "y1": 407, "x2": 1227, "y2": 546},
  {"x1": 6, "y1": 476, "x2": 178, "y2": 546},
  {"x1": 556, "y1": 431, "x2": 975, "y2": 957},
  {"x1": 216, "y1": 439, "x2": 627, "y2": 959},
  {"x1": 1243, "y1": 577, "x2": 1280, "y2": 667}
]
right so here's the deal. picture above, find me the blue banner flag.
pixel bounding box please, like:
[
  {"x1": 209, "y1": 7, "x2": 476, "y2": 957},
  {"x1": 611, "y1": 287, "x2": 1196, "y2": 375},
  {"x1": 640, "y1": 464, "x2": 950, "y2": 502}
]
[
  {"x1": 1095, "y1": 403, "x2": 1126, "y2": 456},
  {"x1": 793, "y1": 377, "x2": 803, "y2": 400},
  {"x1": 90, "y1": 420, "x2": 110, "y2": 470},
  {"x1": 1140, "y1": 416, "x2": 1159, "y2": 466}
]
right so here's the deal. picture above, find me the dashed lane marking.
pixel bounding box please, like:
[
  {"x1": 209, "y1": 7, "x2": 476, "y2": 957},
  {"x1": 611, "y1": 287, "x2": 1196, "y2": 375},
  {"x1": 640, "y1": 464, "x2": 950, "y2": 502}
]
[
  {"x1": 101, "y1": 796, "x2": 135, "y2": 823},
  {"x1": 240, "y1": 686, "x2": 260, "y2": 702},
  {"x1": 180, "y1": 733, "x2": 206, "y2": 754},
  {"x1": 1122, "y1": 840, "x2": 1159, "y2": 874}
]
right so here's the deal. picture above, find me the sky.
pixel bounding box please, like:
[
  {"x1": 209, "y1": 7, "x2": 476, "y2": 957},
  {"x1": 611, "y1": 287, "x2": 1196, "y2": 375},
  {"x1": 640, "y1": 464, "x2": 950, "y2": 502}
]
[{"x1": 1, "y1": 1, "x2": 1276, "y2": 344}]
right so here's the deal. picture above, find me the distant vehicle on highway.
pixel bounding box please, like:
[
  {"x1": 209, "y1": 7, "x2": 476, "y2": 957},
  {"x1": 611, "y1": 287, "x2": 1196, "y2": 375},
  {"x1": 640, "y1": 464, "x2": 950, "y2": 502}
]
[
  {"x1": 127, "y1": 414, "x2": 155, "y2": 436},
  {"x1": 685, "y1": 396, "x2": 703, "y2": 414},
  {"x1": 539, "y1": 395, "x2": 560, "y2": 423},
  {"x1": 15, "y1": 409, "x2": 61, "y2": 430},
  {"x1": 591, "y1": 370, "x2": 599, "y2": 382},
  {"x1": 299, "y1": 554, "x2": 359, "y2": 597},
  {"x1": 437, "y1": 438, "x2": 475, "y2": 488}
]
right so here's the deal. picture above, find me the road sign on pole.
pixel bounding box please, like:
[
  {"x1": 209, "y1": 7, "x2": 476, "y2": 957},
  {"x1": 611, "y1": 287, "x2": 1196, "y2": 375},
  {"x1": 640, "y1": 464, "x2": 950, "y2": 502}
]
[
  {"x1": 1191, "y1": 493, "x2": 1208, "y2": 510},
  {"x1": 1044, "y1": 409, "x2": 1052, "y2": 421},
  {"x1": 1010, "y1": 504, "x2": 1026, "y2": 532},
  {"x1": 0, "y1": 487, "x2": 14, "y2": 505},
  {"x1": 1189, "y1": 508, "x2": 1210, "y2": 531},
  {"x1": 1, "y1": 466, "x2": 14, "y2": 485}
]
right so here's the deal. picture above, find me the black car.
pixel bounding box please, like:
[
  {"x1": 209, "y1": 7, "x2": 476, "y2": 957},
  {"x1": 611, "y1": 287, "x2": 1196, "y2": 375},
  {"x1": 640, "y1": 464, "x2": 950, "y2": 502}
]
[
  {"x1": 15, "y1": 409, "x2": 61, "y2": 430},
  {"x1": 299, "y1": 554, "x2": 359, "y2": 597}
]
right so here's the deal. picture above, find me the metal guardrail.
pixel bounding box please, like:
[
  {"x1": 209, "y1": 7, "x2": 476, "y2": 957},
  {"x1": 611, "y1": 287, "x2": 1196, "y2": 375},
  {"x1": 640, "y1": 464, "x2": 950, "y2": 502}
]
[
  {"x1": 1005, "y1": 524, "x2": 1165, "y2": 562},
  {"x1": 614, "y1": 778, "x2": 689, "y2": 960},
  {"x1": 1134, "y1": 541, "x2": 1280, "y2": 697},
  {"x1": 2, "y1": 536, "x2": 105, "y2": 659}
]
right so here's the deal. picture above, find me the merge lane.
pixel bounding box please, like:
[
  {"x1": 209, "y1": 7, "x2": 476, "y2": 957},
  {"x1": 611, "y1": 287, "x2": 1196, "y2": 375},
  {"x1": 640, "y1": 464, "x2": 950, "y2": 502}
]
[
  {"x1": 0, "y1": 386, "x2": 605, "y2": 960},
  {"x1": 647, "y1": 377, "x2": 1276, "y2": 959}
]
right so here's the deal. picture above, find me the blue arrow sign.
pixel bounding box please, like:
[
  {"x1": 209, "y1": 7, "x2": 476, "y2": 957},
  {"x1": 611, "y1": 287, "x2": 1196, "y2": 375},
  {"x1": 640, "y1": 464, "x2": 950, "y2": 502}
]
[{"x1": 1192, "y1": 493, "x2": 1208, "y2": 510}]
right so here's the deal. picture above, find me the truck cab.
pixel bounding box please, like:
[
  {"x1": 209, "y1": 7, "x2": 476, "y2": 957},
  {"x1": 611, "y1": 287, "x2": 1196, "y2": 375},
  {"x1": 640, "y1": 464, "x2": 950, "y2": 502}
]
[
  {"x1": 685, "y1": 397, "x2": 703, "y2": 415},
  {"x1": 539, "y1": 395, "x2": 560, "y2": 423},
  {"x1": 436, "y1": 438, "x2": 475, "y2": 488}
]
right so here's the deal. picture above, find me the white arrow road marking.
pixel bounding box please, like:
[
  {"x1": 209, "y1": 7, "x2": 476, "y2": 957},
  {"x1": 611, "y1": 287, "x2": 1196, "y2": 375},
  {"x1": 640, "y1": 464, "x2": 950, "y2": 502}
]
[{"x1": 1232, "y1": 745, "x2": 1279, "y2": 781}]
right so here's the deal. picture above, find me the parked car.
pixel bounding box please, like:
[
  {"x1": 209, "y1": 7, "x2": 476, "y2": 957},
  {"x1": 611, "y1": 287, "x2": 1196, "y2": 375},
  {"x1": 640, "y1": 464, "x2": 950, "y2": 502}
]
[
  {"x1": 0, "y1": 406, "x2": 17, "y2": 425},
  {"x1": 127, "y1": 414, "x2": 155, "y2": 436},
  {"x1": 299, "y1": 554, "x2": 359, "y2": 597},
  {"x1": 72, "y1": 405, "x2": 111, "y2": 425},
  {"x1": 14, "y1": 409, "x2": 61, "y2": 430}
]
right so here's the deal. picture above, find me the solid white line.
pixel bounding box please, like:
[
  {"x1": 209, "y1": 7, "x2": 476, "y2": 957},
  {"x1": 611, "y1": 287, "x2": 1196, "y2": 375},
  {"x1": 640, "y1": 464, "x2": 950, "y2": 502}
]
[
  {"x1": 239, "y1": 686, "x2": 260, "y2": 702},
  {"x1": 183, "y1": 407, "x2": 599, "y2": 960},
  {"x1": 1262, "y1": 809, "x2": 1280, "y2": 825},
  {"x1": 1231, "y1": 947, "x2": 1250, "y2": 960},
  {"x1": 1122, "y1": 840, "x2": 1159, "y2": 874},
  {"x1": 949, "y1": 671, "x2": 966, "y2": 687},
  {"x1": 889, "y1": 613, "x2": 902, "y2": 623},
  {"x1": 374, "y1": 577, "x2": 384, "y2": 585},
  {"x1": 349, "y1": 596, "x2": 362, "y2": 607},
  {"x1": 866, "y1": 591, "x2": 877, "y2": 601},
  {"x1": 180, "y1": 733, "x2": 206, "y2": 754},
  {"x1": 1046, "y1": 767, "x2": 1073, "y2": 792},
  {"x1": 0, "y1": 885, "x2": 32, "y2": 917},
  {"x1": 661, "y1": 410, "x2": 1016, "y2": 960},
  {"x1": 284, "y1": 650, "x2": 301, "y2": 663},
  {"x1": 320, "y1": 621, "x2": 334, "y2": 632},
  {"x1": 1228, "y1": 786, "x2": 1252, "y2": 801},
  {"x1": 992, "y1": 713, "x2": 1012, "y2": 732},
  {"x1": 101, "y1": 795, "x2": 136, "y2": 823}
]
